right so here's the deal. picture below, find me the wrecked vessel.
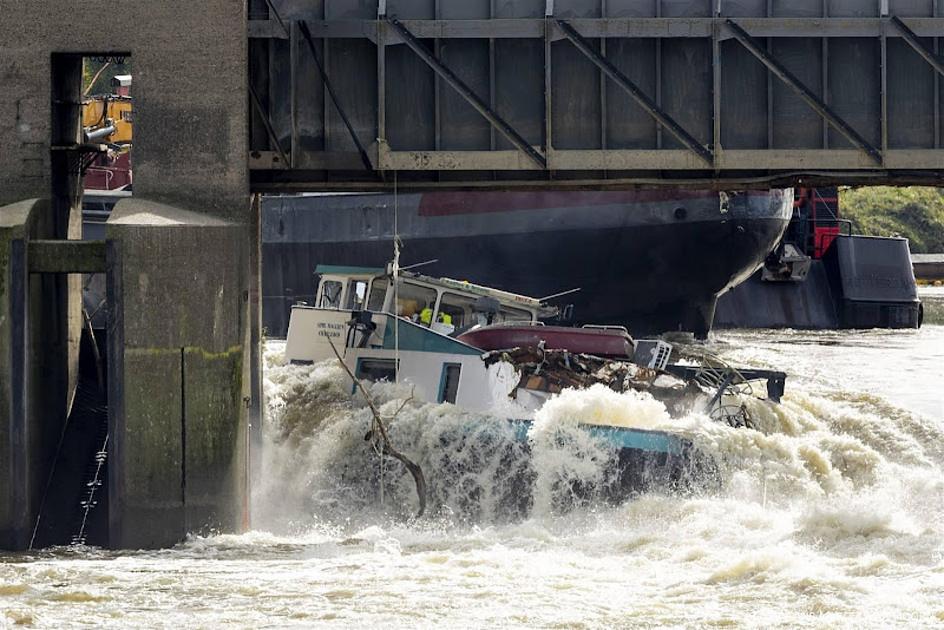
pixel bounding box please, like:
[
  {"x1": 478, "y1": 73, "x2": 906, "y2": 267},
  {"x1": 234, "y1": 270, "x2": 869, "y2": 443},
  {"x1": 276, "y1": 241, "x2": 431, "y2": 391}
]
[{"x1": 285, "y1": 265, "x2": 787, "y2": 503}]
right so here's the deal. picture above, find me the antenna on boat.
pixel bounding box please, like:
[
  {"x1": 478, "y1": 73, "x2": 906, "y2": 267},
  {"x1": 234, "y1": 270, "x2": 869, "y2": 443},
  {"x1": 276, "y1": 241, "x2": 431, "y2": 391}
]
[
  {"x1": 539, "y1": 287, "x2": 582, "y2": 302},
  {"x1": 399, "y1": 258, "x2": 439, "y2": 273}
]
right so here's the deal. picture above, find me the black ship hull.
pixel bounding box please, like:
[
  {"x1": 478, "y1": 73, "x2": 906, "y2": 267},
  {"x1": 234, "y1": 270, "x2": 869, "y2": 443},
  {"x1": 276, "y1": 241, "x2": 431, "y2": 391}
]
[{"x1": 262, "y1": 189, "x2": 792, "y2": 338}]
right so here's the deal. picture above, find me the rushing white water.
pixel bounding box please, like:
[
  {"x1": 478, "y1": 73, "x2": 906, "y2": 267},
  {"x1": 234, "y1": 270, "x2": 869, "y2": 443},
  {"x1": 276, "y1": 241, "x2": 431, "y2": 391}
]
[{"x1": 3, "y1": 316, "x2": 943, "y2": 628}]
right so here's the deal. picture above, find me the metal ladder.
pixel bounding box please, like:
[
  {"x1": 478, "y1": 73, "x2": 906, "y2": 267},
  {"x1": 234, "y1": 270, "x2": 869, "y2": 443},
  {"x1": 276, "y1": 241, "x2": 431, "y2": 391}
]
[{"x1": 71, "y1": 426, "x2": 109, "y2": 546}]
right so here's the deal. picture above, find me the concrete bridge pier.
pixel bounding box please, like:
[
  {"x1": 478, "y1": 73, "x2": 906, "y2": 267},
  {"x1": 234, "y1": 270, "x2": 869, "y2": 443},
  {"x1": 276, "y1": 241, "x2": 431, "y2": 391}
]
[
  {"x1": 1, "y1": 1, "x2": 253, "y2": 550},
  {"x1": 105, "y1": 201, "x2": 251, "y2": 548},
  {"x1": 0, "y1": 199, "x2": 78, "y2": 550},
  {"x1": 0, "y1": 198, "x2": 253, "y2": 550}
]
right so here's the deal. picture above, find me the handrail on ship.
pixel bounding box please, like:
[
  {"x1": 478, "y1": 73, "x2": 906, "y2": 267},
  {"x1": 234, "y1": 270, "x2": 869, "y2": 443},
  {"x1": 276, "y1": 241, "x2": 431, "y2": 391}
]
[{"x1": 806, "y1": 218, "x2": 853, "y2": 237}]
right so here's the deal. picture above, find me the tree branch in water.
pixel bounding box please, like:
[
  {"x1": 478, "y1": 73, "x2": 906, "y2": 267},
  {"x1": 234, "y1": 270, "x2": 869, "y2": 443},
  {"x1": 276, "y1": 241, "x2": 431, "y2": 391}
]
[{"x1": 325, "y1": 336, "x2": 427, "y2": 518}]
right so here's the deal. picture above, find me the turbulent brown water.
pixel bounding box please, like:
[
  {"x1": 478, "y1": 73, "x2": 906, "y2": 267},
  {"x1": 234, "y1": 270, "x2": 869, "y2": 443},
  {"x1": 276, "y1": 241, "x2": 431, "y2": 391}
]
[{"x1": 2, "y1": 289, "x2": 943, "y2": 628}]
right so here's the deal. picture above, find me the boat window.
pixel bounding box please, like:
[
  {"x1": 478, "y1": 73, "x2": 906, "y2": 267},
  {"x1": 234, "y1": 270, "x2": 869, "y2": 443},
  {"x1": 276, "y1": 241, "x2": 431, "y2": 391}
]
[
  {"x1": 439, "y1": 292, "x2": 478, "y2": 329},
  {"x1": 367, "y1": 278, "x2": 388, "y2": 311},
  {"x1": 438, "y1": 363, "x2": 461, "y2": 404},
  {"x1": 356, "y1": 358, "x2": 397, "y2": 383},
  {"x1": 318, "y1": 280, "x2": 343, "y2": 308},
  {"x1": 396, "y1": 281, "x2": 437, "y2": 326},
  {"x1": 345, "y1": 279, "x2": 368, "y2": 310}
]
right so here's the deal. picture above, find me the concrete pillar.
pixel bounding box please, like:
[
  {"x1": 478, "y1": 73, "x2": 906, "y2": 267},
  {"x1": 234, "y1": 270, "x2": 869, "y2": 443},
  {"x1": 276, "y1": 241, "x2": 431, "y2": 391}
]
[
  {"x1": 1, "y1": 203, "x2": 33, "y2": 550},
  {"x1": 0, "y1": 199, "x2": 76, "y2": 549},
  {"x1": 106, "y1": 201, "x2": 249, "y2": 548},
  {"x1": 0, "y1": 1, "x2": 253, "y2": 549}
]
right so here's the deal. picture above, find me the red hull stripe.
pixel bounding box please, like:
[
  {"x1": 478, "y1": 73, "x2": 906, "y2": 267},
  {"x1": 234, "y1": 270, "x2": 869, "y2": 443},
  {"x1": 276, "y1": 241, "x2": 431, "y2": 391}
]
[{"x1": 417, "y1": 190, "x2": 720, "y2": 217}]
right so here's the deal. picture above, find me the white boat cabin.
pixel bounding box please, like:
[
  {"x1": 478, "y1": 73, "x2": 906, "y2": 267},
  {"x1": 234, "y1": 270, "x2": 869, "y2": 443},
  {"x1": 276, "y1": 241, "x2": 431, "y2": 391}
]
[
  {"x1": 284, "y1": 265, "x2": 555, "y2": 414},
  {"x1": 311, "y1": 265, "x2": 554, "y2": 333}
]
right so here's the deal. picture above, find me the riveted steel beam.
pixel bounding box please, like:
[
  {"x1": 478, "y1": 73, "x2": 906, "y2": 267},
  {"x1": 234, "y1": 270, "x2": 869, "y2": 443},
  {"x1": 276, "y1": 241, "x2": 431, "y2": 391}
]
[
  {"x1": 261, "y1": 0, "x2": 288, "y2": 37},
  {"x1": 385, "y1": 16, "x2": 547, "y2": 170},
  {"x1": 248, "y1": 18, "x2": 944, "y2": 41},
  {"x1": 725, "y1": 18, "x2": 883, "y2": 165},
  {"x1": 248, "y1": 83, "x2": 290, "y2": 168},
  {"x1": 889, "y1": 15, "x2": 944, "y2": 79},
  {"x1": 298, "y1": 20, "x2": 375, "y2": 172},
  {"x1": 555, "y1": 18, "x2": 714, "y2": 166},
  {"x1": 251, "y1": 148, "x2": 944, "y2": 176}
]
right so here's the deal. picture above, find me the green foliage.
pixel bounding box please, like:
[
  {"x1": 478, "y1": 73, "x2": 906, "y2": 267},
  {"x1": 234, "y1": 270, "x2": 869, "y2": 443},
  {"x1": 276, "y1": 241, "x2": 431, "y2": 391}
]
[
  {"x1": 840, "y1": 186, "x2": 944, "y2": 254},
  {"x1": 82, "y1": 59, "x2": 132, "y2": 96}
]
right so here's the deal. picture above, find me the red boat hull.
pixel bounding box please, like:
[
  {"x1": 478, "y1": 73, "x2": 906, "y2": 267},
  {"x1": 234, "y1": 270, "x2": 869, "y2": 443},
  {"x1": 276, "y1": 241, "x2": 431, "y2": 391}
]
[{"x1": 458, "y1": 325, "x2": 635, "y2": 359}]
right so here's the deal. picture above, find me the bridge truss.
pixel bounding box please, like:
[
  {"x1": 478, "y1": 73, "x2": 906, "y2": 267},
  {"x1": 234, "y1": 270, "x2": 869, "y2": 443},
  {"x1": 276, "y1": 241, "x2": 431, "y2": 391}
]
[{"x1": 249, "y1": 1, "x2": 944, "y2": 190}]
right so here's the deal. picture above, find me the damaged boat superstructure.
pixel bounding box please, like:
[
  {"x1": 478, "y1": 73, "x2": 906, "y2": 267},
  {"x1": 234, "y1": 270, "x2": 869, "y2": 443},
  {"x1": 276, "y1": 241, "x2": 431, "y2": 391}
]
[{"x1": 284, "y1": 265, "x2": 788, "y2": 512}]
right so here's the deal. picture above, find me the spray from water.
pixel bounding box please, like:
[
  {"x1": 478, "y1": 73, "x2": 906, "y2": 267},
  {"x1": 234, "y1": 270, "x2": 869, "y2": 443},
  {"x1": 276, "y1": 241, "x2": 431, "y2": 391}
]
[{"x1": 256, "y1": 340, "x2": 944, "y2": 542}]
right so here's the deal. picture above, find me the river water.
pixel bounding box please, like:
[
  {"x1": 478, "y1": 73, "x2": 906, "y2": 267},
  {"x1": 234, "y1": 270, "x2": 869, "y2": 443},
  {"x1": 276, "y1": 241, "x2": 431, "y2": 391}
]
[{"x1": 3, "y1": 289, "x2": 943, "y2": 629}]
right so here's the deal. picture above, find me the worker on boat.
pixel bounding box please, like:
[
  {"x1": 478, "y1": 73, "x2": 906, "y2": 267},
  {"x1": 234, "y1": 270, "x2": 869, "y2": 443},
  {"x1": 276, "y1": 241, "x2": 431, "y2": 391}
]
[
  {"x1": 420, "y1": 304, "x2": 434, "y2": 326},
  {"x1": 430, "y1": 309, "x2": 455, "y2": 335}
]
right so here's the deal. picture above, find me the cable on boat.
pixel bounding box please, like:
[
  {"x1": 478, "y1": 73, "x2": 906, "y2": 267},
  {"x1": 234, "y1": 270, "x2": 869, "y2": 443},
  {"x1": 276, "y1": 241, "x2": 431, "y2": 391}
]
[
  {"x1": 393, "y1": 168, "x2": 400, "y2": 388},
  {"x1": 372, "y1": 170, "x2": 404, "y2": 507},
  {"x1": 677, "y1": 347, "x2": 760, "y2": 428}
]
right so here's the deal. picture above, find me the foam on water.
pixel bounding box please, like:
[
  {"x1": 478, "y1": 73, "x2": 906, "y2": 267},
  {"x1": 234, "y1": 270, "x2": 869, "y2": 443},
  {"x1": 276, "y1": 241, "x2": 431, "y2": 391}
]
[
  {"x1": 264, "y1": 335, "x2": 940, "y2": 505},
  {"x1": 254, "y1": 336, "x2": 944, "y2": 544},
  {"x1": 530, "y1": 383, "x2": 672, "y2": 431},
  {"x1": 249, "y1": 334, "x2": 943, "y2": 627},
  {"x1": 3, "y1": 330, "x2": 943, "y2": 628}
]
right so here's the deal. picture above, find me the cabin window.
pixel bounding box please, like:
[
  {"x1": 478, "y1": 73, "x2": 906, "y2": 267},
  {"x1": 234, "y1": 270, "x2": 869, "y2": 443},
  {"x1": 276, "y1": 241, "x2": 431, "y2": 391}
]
[
  {"x1": 356, "y1": 358, "x2": 397, "y2": 383},
  {"x1": 367, "y1": 278, "x2": 388, "y2": 311},
  {"x1": 396, "y1": 281, "x2": 437, "y2": 326},
  {"x1": 438, "y1": 363, "x2": 461, "y2": 404},
  {"x1": 319, "y1": 280, "x2": 343, "y2": 308},
  {"x1": 345, "y1": 280, "x2": 368, "y2": 310},
  {"x1": 438, "y1": 292, "x2": 478, "y2": 329}
]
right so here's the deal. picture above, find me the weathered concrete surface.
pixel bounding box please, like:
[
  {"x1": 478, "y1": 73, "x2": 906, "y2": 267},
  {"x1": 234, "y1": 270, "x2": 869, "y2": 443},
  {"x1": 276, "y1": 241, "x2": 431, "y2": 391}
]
[
  {"x1": 0, "y1": 1, "x2": 252, "y2": 549},
  {"x1": 0, "y1": 202, "x2": 33, "y2": 550},
  {"x1": 0, "y1": 2, "x2": 247, "y2": 218},
  {"x1": 27, "y1": 240, "x2": 107, "y2": 274},
  {"x1": 106, "y1": 199, "x2": 249, "y2": 549},
  {"x1": 0, "y1": 199, "x2": 77, "y2": 549}
]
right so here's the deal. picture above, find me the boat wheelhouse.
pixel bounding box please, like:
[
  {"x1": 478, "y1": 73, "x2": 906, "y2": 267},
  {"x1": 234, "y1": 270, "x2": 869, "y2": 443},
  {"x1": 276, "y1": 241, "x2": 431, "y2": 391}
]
[
  {"x1": 285, "y1": 265, "x2": 559, "y2": 414},
  {"x1": 286, "y1": 264, "x2": 556, "y2": 363},
  {"x1": 311, "y1": 264, "x2": 556, "y2": 329}
]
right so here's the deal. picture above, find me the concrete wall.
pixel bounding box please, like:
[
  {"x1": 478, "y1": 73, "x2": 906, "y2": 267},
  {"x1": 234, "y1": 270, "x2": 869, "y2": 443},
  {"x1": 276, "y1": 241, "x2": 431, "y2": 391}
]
[
  {"x1": 912, "y1": 255, "x2": 944, "y2": 281},
  {"x1": 106, "y1": 202, "x2": 249, "y2": 548},
  {"x1": 0, "y1": 2, "x2": 252, "y2": 549},
  {"x1": 0, "y1": 1, "x2": 247, "y2": 217},
  {"x1": 1, "y1": 201, "x2": 38, "y2": 550},
  {"x1": 0, "y1": 199, "x2": 80, "y2": 549}
]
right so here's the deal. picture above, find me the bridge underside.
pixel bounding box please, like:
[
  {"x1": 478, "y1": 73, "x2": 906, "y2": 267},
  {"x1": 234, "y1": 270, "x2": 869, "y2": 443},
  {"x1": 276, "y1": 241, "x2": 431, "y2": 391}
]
[{"x1": 250, "y1": 1, "x2": 944, "y2": 191}]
